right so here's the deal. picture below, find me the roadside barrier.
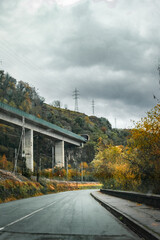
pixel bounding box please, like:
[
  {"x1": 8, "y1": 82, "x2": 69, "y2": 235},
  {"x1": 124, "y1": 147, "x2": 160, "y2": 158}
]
[{"x1": 100, "y1": 189, "x2": 160, "y2": 208}]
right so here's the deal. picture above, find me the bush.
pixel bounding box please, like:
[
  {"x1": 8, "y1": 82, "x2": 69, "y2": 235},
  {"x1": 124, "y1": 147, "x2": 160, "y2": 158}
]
[{"x1": 0, "y1": 180, "x2": 43, "y2": 202}]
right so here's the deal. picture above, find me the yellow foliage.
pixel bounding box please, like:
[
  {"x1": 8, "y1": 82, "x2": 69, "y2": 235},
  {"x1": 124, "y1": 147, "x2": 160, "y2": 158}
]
[
  {"x1": 131, "y1": 104, "x2": 160, "y2": 157},
  {"x1": 0, "y1": 154, "x2": 8, "y2": 169},
  {"x1": 92, "y1": 144, "x2": 141, "y2": 190},
  {"x1": 68, "y1": 164, "x2": 72, "y2": 169},
  {"x1": 79, "y1": 162, "x2": 88, "y2": 169},
  {"x1": 92, "y1": 104, "x2": 160, "y2": 193},
  {"x1": 84, "y1": 116, "x2": 94, "y2": 126}
]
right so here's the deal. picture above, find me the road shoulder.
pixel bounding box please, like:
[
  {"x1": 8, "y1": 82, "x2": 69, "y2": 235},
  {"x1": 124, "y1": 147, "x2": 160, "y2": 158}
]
[{"x1": 91, "y1": 191, "x2": 160, "y2": 240}]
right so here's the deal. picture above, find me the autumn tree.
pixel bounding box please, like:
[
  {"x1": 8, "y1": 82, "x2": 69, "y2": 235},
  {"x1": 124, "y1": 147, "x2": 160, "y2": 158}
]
[
  {"x1": 128, "y1": 104, "x2": 160, "y2": 193},
  {"x1": 92, "y1": 142, "x2": 138, "y2": 190},
  {"x1": 92, "y1": 104, "x2": 160, "y2": 193},
  {"x1": 0, "y1": 154, "x2": 8, "y2": 169}
]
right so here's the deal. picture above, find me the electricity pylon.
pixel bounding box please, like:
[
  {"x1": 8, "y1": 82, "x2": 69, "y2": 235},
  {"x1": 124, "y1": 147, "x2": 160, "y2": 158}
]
[{"x1": 73, "y1": 88, "x2": 79, "y2": 112}]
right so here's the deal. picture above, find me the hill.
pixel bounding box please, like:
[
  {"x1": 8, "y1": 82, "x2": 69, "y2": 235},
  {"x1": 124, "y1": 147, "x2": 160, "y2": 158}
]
[{"x1": 0, "y1": 71, "x2": 130, "y2": 170}]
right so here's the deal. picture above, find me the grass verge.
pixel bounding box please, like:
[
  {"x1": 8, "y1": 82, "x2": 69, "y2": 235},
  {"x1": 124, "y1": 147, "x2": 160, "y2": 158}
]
[{"x1": 0, "y1": 179, "x2": 102, "y2": 203}]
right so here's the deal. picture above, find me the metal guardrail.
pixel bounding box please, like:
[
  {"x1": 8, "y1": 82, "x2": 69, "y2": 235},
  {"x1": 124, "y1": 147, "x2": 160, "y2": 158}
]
[{"x1": 0, "y1": 101, "x2": 86, "y2": 142}]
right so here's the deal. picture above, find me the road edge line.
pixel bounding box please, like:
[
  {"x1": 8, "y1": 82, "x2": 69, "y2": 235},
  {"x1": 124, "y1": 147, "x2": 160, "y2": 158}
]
[{"x1": 0, "y1": 201, "x2": 56, "y2": 231}]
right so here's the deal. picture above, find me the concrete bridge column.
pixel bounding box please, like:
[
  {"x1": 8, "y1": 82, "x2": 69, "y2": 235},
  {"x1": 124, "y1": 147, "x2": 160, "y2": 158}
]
[
  {"x1": 55, "y1": 140, "x2": 64, "y2": 168},
  {"x1": 24, "y1": 129, "x2": 34, "y2": 171}
]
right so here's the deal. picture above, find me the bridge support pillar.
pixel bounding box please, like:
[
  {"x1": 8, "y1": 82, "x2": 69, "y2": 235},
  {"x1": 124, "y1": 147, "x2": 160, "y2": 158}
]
[
  {"x1": 24, "y1": 129, "x2": 34, "y2": 171},
  {"x1": 55, "y1": 140, "x2": 64, "y2": 167}
]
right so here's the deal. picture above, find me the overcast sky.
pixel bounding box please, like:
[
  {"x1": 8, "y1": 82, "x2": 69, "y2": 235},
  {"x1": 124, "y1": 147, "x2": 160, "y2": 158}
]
[{"x1": 0, "y1": 0, "x2": 160, "y2": 128}]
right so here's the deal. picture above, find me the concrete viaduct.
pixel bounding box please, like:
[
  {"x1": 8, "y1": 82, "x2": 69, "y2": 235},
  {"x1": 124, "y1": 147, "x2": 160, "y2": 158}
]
[{"x1": 0, "y1": 102, "x2": 86, "y2": 171}]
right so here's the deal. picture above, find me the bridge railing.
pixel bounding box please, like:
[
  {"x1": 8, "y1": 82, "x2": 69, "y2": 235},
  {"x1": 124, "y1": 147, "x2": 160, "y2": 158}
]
[{"x1": 0, "y1": 101, "x2": 86, "y2": 142}]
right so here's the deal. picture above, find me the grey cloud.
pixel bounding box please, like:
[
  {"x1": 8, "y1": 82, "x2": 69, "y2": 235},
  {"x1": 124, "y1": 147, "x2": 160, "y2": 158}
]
[
  {"x1": 78, "y1": 78, "x2": 154, "y2": 107},
  {"x1": 46, "y1": 12, "x2": 158, "y2": 76},
  {"x1": 0, "y1": 0, "x2": 160, "y2": 128}
]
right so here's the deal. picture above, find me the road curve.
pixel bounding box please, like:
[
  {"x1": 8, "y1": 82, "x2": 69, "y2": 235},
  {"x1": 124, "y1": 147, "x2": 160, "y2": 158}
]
[{"x1": 0, "y1": 190, "x2": 141, "y2": 240}]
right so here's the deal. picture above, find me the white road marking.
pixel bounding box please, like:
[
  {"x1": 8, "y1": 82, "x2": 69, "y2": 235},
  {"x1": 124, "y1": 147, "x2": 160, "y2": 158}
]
[{"x1": 0, "y1": 201, "x2": 56, "y2": 231}]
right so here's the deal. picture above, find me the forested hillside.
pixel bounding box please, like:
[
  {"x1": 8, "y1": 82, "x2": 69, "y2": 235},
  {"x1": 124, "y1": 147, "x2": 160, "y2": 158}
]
[
  {"x1": 0, "y1": 71, "x2": 130, "y2": 171},
  {"x1": 0, "y1": 71, "x2": 159, "y2": 193}
]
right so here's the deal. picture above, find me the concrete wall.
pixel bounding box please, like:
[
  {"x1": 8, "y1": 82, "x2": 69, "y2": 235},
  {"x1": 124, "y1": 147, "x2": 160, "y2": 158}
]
[{"x1": 100, "y1": 189, "x2": 160, "y2": 208}]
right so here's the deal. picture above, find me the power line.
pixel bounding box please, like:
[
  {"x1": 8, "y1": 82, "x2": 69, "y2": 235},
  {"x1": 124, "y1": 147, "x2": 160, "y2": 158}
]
[
  {"x1": 0, "y1": 39, "x2": 42, "y2": 72},
  {"x1": 0, "y1": 43, "x2": 40, "y2": 74},
  {"x1": 0, "y1": 39, "x2": 44, "y2": 86},
  {"x1": 73, "y1": 88, "x2": 79, "y2": 112}
]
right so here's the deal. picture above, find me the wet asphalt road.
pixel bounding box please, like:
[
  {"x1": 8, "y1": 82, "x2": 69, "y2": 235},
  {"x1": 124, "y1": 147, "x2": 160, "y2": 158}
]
[{"x1": 0, "y1": 190, "x2": 140, "y2": 240}]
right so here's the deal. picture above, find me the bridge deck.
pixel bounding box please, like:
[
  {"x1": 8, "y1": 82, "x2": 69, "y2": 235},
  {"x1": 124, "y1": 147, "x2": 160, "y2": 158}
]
[{"x1": 0, "y1": 101, "x2": 86, "y2": 143}]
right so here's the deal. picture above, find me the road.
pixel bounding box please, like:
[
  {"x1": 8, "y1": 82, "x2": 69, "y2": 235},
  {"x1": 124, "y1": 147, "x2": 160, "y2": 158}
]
[{"x1": 0, "y1": 190, "x2": 141, "y2": 240}]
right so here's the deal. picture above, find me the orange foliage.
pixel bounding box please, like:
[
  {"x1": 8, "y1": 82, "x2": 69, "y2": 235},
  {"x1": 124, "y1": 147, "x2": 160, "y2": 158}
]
[
  {"x1": 79, "y1": 162, "x2": 88, "y2": 169},
  {"x1": 0, "y1": 154, "x2": 8, "y2": 169}
]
